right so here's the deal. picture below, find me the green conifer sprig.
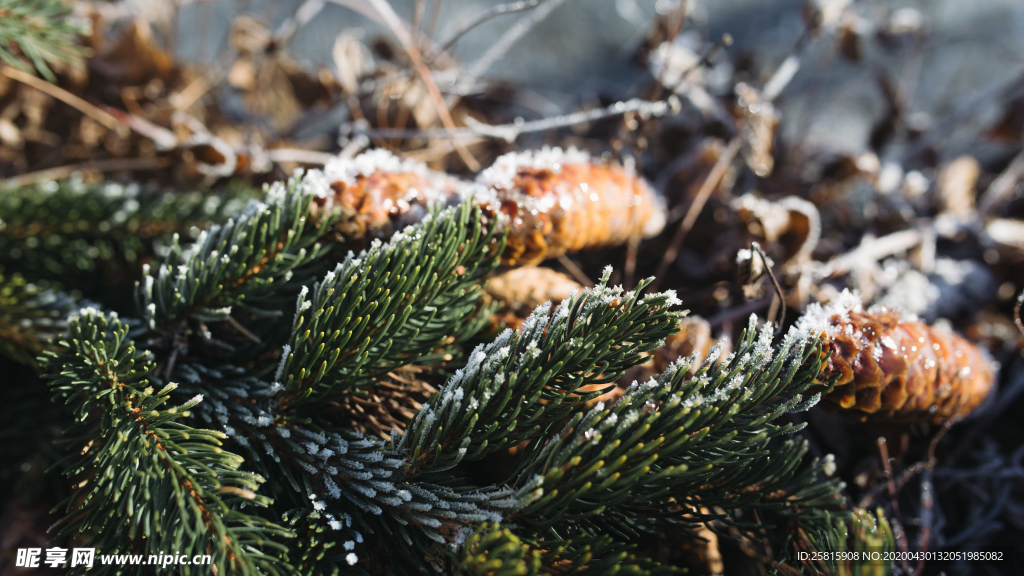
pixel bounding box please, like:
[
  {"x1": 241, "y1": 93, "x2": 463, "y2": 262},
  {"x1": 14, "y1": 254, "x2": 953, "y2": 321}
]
[
  {"x1": 0, "y1": 267, "x2": 82, "y2": 365},
  {"x1": 472, "y1": 316, "x2": 843, "y2": 560},
  {"x1": 0, "y1": 179, "x2": 259, "y2": 293},
  {"x1": 459, "y1": 524, "x2": 677, "y2": 576},
  {"x1": 135, "y1": 178, "x2": 332, "y2": 329},
  {"x1": 110, "y1": 182, "x2": 513, "y2": 572},
  {"x1": 395, "y1": 270, "x2": 685, "y2": 474},
  {"x1": 41, "y1": 309, "x2": 293, "y2": 576},
  {"x1": 457, "y1": 523, "x2": 542, "y2": 576},
  {"x1": 0, "y1": 0, "x2": 86, "y2": 81},
  {"x1": 279, "y1": 204, "x2": 501, "y2": 405}
]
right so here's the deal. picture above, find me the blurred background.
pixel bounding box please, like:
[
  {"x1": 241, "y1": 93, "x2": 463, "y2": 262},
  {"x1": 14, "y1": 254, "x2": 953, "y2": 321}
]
[{"x1": 161, "y1": 0, "x2": 1024, "y2": 159}]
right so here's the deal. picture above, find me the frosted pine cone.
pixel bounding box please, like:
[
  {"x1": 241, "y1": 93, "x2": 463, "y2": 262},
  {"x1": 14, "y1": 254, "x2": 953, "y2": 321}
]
[
  {"x1": 315, "y1": 148, "x2": 667, "y2": 265},
  {"x1": 474, "y1": 147, "x2": 666, "y2": 266},
  {"x1": 796, "y1": 292, "x2": 995, "y2": 423}
]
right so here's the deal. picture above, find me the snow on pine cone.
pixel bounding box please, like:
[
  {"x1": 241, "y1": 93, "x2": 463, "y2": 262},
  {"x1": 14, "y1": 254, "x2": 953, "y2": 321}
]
[
  {"x1": 794, "y1": 291, "x2": 995, "y2": 424},
  {"x1": 472, "y1": 147, "x2": 666, "y2": 265},
  {"x1": 313, "y1": 148, "x2": 667, "y2": 265}
]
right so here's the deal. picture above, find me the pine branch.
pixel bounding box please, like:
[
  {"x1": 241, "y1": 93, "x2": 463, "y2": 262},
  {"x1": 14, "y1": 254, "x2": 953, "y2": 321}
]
[
  {"x1": 18, "y1": 162, "x2": 857, "y2": 576},
  {"x1": 798, "y1": 508, "x2": 894, "y2": 576},
  {"x1": 456, "y1": 523, "x2": 541, "y2": 576},
  {"x1": 131, "y1": 176, "x2": 338, "y2": 383},
  {"x1": 457, "y1": 523, "x2": 679, "y2": 576},
  {"x1": 0, "y1": 267, "x2": 82, "y2": 365},
  {"x1": 138, "y1": 196, "x2": 512, "y2": 571},
  {"x1": 279, "y1": 202, "x2": 501, "y2": 406},
  {"x1": 41, "y1": 309, "x2": 293, "y2": 575},
  {"x1": 502, "y1": 316, "x2": 843, "y2": 539},
  {"x1": 135, "y1": 175, "x2": 332, "y2": 330},
  {"x1": 395, "y1": 269, "x2": 685, "y2": 474},
  {"x1": 0, "y1": 0, "x2": 86, "y2": 81},
  {"x1": 0, "y1": 178, "x2": 260, "y2": 293},
  {"x1": 244, "y1": 278, "x2": 685, "y2": 573},
  {"x1": 281, "y1": 508, "x2": 356, "y2": 576}
]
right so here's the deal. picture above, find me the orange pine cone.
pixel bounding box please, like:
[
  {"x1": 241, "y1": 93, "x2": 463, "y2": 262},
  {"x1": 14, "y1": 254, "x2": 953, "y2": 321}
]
[
  {"x1": 316, "y1": 148, "x2": 666, "y2": 265},
  {"x1": 473, "y1": 147, "x2": 666, "y2": 266},
  {"x1": 797, "y1": 292, "x2": 995, "y2": 423}
]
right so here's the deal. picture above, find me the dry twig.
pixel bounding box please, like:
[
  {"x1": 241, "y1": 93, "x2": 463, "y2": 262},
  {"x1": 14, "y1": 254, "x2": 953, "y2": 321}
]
[
  {"x1": 557, "y1": 255, "x2": 594, "y2": 288},
  {"x1": 429, "y1": 0, "x2": 543, "y2": 60},
  {"x1": 978, "y1": 148, "x2": 1024, "y2": 216},
  {"x1": 365, "y1": 0, "x2": 480, "y2": 170},
  {"x1": 345, "y1": 97, "x2": 676, "y2": 141},
  {"x1": 458, "y1": 0, "x2": 567, "y2": 95},
  {"x1": 650, "y1": 136, "x2": 741, "y2": 292},
  {"x1": 751, "y1": 243, "x2": 786, "y2": 334},
  {"x1": 0, "y1": 157, "x2": 171, "y2": 190},
  {"x1": 1016, "y1": 290, "x2": 1024, "y2": 338},
  {"x1": 0, "y1": 66, "x2": 125, "y2": 134}
]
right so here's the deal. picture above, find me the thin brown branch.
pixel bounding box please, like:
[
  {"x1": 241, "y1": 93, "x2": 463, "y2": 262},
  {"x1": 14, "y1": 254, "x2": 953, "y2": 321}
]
[
  {"x1": 752, "y1": 242, "x2": 786, "y2": 334},
  {"x1": 225, "y1": 316, "x2": 261, "y2": 344},
  {"x1": 978, "y1": 148, "x2": 1024, "y2": 216},
  {"x1": 365, "y1": 0, "x2": 480, "y2": 170},
  {"x1": 0, "y1": 157, "x2": 171, "y2": 190},
  {"x1": 1015, "y1": 289, "x2": 1024, "y2": 338},
  {"x1": 0, "y1": 66, "x2": 125, "y2": 134},
  {"x1": 877, "y1": 436, "x2": 912, "y2": 572},
  {"x1": 460, "y1": 0, "x2": 567, "y2": 92},
  {"x1": 650, "y1": 136, "x2": 741, "y2": 292},
  {"x1": 557, "y1": 254, "x2": 594, "y2": 287},
  {"x1": 428, "y1": 0, "x2": 543, "y2": 60},
  {"x1": 348, "y1": 97, "x2": 675, "y2": 141},
  {"x1": 327, "y1": 0, "x2": 458, "y2": 69}
]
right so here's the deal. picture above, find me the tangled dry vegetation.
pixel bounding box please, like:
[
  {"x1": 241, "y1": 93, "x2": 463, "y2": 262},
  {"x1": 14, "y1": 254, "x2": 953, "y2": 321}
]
[{"x1": 1, "y1": 0, "x2": 1024, "y2": 575}]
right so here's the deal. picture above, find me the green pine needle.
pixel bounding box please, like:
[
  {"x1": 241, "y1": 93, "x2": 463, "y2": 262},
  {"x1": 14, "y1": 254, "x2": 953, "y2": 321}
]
[{"x1": 0, "y1": 0, "x2": 87, "y2": 81}]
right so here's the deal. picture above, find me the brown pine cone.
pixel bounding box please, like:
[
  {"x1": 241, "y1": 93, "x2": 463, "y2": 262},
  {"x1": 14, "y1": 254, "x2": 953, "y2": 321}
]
[
  {"x1": 482, "y1": 266, "x2": 582, "y2": 332},
  {"x1": 473, "y1": 147, "x2": 666, "y2": 266},
  {"x1": 797, "y1": 292, "x2": 995, "y2": 423}
]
